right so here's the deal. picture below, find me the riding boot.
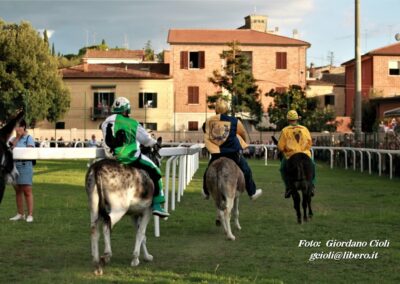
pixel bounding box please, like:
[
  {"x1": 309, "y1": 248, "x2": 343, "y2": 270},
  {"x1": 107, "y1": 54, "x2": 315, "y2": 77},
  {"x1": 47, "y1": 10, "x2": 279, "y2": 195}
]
[
  {"x1": 152, "y1": 181, "x2": 169, "y2": 218},
  {"x1": 152, "y1": 202, "x2": 169, "y2": 218}
]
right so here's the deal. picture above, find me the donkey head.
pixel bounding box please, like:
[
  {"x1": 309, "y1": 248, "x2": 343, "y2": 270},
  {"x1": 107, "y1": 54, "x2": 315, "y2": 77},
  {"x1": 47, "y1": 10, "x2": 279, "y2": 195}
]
[
  {"x1": 0, "y1": 111, "x2": 24, "y2": 203},
  {"x1": 141, "y1": 137, "x2": 162, "y2": 167}
]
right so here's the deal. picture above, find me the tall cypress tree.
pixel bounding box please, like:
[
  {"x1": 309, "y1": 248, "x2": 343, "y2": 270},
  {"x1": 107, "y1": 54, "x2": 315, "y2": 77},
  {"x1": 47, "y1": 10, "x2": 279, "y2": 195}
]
[{"x1": 43, "y1": 29, "x2": 49, "y2": 46}]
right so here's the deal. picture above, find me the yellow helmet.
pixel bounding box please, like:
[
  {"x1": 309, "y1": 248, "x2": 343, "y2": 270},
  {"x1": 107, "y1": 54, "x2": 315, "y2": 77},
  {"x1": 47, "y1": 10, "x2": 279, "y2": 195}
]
[{"x1": 287, "y1": 110, "x2": 299, "y2": 120}]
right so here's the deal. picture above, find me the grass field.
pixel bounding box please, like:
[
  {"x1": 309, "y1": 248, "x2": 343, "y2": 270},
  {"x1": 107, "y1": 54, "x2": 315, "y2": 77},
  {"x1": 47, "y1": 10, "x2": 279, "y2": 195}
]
[{"x1": 0, "y1": 158, "x2": 399, "y2": 284}]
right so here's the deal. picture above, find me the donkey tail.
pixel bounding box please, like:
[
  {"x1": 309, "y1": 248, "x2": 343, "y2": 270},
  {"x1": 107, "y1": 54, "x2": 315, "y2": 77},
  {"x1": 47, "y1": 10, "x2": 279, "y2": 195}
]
[
  {"x1": 215, "y1": 170, "x2": 227, "y2": 211},
  {"x1": 96, "y1": 175, "x2": 111, "y2": 228}
]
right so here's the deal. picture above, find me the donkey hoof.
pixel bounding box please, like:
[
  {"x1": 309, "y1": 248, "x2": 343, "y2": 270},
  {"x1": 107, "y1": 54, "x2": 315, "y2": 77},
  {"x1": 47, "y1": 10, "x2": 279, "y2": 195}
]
[
  {"x1": 131, "y1": 258, "x2": 140, "y2": 267},
  {"x1": 227, "y1": 235, "x2": 236, "y2": 241},
  {"x1": 297, "y1": 218, "x2": 302, "y2": 224},
  {"x1": 215, "y1": 220, "x2": 221, "y2": 227},
  {"x1": 303, "y1": 217, "x2": 308, "y2": 222},
  {"x1": 94, "y1": 268, "x2": 103, "y2": 276},
  {"x1": 144, "y1": 254, "x2": 153, "y2": 262},
  {"x1": 236, "y1": 225, "x2": 242, "y2": 230}
]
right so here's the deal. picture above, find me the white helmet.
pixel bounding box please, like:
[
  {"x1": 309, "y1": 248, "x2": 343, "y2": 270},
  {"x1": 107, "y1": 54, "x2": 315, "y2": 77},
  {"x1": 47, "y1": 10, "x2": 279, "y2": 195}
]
[{"x1": 112, "y1": 97, "x2": 131, "y2": 114}]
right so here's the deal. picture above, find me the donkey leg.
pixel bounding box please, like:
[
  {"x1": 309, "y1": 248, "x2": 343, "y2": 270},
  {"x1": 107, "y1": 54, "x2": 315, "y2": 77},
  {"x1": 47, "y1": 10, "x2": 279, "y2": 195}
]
[
  {"x1": 308, "y1": 194, "x2": 313, "y2": 219},
  {"x1": 132, "y1": 215, "x2": 153, "y2": 262},
  {"x1": 302, "y1": 193, "x2": 308, "y2": 222},
  {"x1": 131, "y1": 208, "x2": 151, "y2": 267},
  {"x1": 224, "y1": 198, "x2": 235, "y2": 241},
  {"x1": 91, "y1": 220, "x2": 102, "y2": 275},
  {"x1": 233, "y1": 196, "x2": 241, "y2": 230},
  {"x1": 215, "y1": 209, "x2": 221, "y2": 226},
  {"x1": 88, "y1": 183, "x2": 103, "y2": 275},
  {"x1": 101, "y1": 222, "x2": 112, "y2": 265},
  {"x1": 292, "y1": 191, "x2": 302, "y2": 224},
  {"x1": 141, "y1": 236, "x2": 153, "y2": 262}
]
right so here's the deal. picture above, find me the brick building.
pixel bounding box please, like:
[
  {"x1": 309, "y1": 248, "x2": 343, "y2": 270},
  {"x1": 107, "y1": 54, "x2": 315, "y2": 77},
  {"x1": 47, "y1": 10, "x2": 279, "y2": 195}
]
[
  {"x1": 167, "y1": 14, "x2": 310, "y2": 132},
  {"x1": 342, "y1": 42, "x2": 400, "y2": 118}
]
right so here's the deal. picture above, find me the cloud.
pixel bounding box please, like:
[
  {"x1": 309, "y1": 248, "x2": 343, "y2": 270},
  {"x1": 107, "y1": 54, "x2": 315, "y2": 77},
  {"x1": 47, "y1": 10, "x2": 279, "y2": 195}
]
[{"x1": 37, "y1": 29, "x2": 55, "y2": 38}]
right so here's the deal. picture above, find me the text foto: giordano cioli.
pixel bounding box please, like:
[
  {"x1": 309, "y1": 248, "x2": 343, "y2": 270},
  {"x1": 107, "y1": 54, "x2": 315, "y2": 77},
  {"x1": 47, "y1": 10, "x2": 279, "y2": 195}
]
[{"x1": 298, "y1": 239, "x2": 390, "y2": 248}]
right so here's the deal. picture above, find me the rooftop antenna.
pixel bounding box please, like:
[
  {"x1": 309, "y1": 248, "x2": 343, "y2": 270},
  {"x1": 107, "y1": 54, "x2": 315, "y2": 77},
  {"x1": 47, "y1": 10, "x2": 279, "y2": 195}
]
[
  {"x1": 124, "y1": 34, "x2": 129, "y2": 49},
  {"x1": 85, "y1": 29, "x2": 89, "y2": 47}
]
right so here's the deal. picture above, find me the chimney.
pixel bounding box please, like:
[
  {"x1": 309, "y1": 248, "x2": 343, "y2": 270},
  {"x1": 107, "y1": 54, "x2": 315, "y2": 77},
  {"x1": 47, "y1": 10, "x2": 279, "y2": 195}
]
[
  {"x1": 244, "y1": 14, "x2": 267, "y2": 32},
  {"x1": 83, "y1": 58, "x2": 88, "y2": 72},
  {"x1": 309, "y1": 63, "x2": 315, "y2": 78},
  {"x1": 292, "y1": 29, "x2": 299, "y2": 39}
]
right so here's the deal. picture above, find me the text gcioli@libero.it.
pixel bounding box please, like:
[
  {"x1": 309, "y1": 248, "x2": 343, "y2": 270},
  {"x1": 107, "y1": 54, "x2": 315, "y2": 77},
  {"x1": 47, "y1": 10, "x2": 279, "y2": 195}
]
[{"x1": 298, "y1": 239, "x2": 390, "y2": 261}]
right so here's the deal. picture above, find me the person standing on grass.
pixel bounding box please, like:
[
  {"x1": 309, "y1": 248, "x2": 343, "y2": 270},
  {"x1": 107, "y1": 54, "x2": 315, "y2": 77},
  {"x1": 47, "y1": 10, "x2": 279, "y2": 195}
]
[{"x1": 8, "y1": 119, "x2": 35, "y2": 223}]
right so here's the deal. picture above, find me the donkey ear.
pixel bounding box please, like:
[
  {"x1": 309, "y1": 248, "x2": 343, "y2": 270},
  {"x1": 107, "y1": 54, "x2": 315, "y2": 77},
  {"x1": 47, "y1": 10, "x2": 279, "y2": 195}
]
[
  {"x1": 157, "y1": 137, "x2": 162, "y2": 146},
  {"x1": 0, "y1": 111, "x2": 25, "y2": 143}
]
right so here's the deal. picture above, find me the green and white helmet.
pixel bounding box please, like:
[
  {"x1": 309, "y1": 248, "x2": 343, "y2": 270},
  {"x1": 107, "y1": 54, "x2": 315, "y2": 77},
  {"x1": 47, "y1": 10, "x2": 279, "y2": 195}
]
[{"x1": 112, "y1": 97, "x2": 131, "y2": 114}]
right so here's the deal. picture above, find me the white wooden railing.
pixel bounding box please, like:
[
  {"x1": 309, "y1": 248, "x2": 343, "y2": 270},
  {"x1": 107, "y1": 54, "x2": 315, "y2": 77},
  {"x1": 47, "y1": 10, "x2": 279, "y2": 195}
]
[
  {"x1": 262, "y1": 145, "x2": 400, "y2": 180},
  {"x1": 13, "y1": 144, "x2": 204, "y2": 237}
]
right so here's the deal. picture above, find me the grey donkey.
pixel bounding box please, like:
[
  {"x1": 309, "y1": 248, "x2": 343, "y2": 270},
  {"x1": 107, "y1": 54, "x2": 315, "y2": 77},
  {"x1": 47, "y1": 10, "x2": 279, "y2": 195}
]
[
  {"x1": 205, "y1": 157, "x2": 245, "y2": 240},
  {"x1": 85, "y1": 138, "x2": 162, "y2": 275}
]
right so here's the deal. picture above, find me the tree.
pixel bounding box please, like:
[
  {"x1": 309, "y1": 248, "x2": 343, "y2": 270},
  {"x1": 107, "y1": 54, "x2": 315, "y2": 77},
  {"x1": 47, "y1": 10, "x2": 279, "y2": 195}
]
[
  {"x1": 51, "y1": 42, "x2": 55, "y2": 56},
  {"x1": 78, "y1": 42, "x2": 109, "y2": 56},
  {"x1": 0, "y1": 19, "x2": 70, "y2": 124},
  {"x1": 267, "y1": 85, "x2": 337, "y2": 132},
  {"x1": 143, "y1": 40, "x2": 155, "y2": 61},
  {"x1": 208, "y1": 41, "x2": 263, "y2": 123},
  {"x1": 43, "y1": 29, "x2": 49, "y2": 47},
  {"x1": 156, "y1": 51, "x2": 164, "y2": 63}
]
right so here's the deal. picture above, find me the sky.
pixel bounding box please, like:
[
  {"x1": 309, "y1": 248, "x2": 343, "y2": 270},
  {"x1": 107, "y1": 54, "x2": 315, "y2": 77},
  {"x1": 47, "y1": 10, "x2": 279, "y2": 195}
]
[{"x1": 1, "y1": 0, "x2": 399, "y2": 67}]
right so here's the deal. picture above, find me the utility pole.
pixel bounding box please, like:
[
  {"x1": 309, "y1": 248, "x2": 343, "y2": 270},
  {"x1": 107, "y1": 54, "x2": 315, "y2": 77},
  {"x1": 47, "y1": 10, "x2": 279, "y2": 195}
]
[
  {"x1": 354, "y1": 0, "x2": 362, "y2": 139},
  {"x1": 327, "y1": 51, "x2": 334, "y2": 67}
]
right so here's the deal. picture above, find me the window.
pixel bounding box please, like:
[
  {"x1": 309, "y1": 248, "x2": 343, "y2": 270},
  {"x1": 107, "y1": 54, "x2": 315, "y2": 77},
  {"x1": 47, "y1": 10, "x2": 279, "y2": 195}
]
[
  {"x1": 241, "y1": 51, "x2": 253, "y2": 73},
  {"x1": 180, "y1": 51, "x2": 205, "y2": 69},
  {"x1": 389, "y1": 61, "x2": 400, "y2": 75},
  {"x1": 55, "y1": 122, "x2": 65, "y2": 129},
  {"x1": 325, "y1": 95, "x2": 335, "y2": 106},
  {"x1": 188, "y1": 86, "x2": 199, "y2": 104},
  {"x1": 93, "y1": 91, "x2": 115, "y2": 118},
  {"x1": 276, "y1": 52, "x2": 287, "y2": 69},
  {"x1": 188, "y1": 121, "x2": 199, "y2": 131},
  {"x1": 145, "y1": 123, "x2": 157, "y2": 131},
  {"x1": 139, "y1": 92, "x2": 157, "y2": 108}
]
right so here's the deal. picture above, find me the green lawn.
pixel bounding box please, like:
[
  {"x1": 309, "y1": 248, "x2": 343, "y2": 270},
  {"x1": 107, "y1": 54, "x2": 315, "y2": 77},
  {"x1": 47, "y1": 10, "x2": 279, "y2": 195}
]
[{"x1": 0, "y1": 159, "x2": 399, "y2": 284}]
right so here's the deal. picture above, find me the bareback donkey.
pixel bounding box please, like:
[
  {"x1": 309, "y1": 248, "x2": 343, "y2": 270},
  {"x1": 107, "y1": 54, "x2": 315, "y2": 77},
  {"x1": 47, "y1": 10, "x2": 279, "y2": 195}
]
[
  {"x1": 85, "y1": 137, "x2": 162, "y2": 275},
  {"x1": 0, "y1": 111, "x2": 24, "y2": 204},
  {"x1": 205, "y1": 157, "x2": 246, "y2": 240}
]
